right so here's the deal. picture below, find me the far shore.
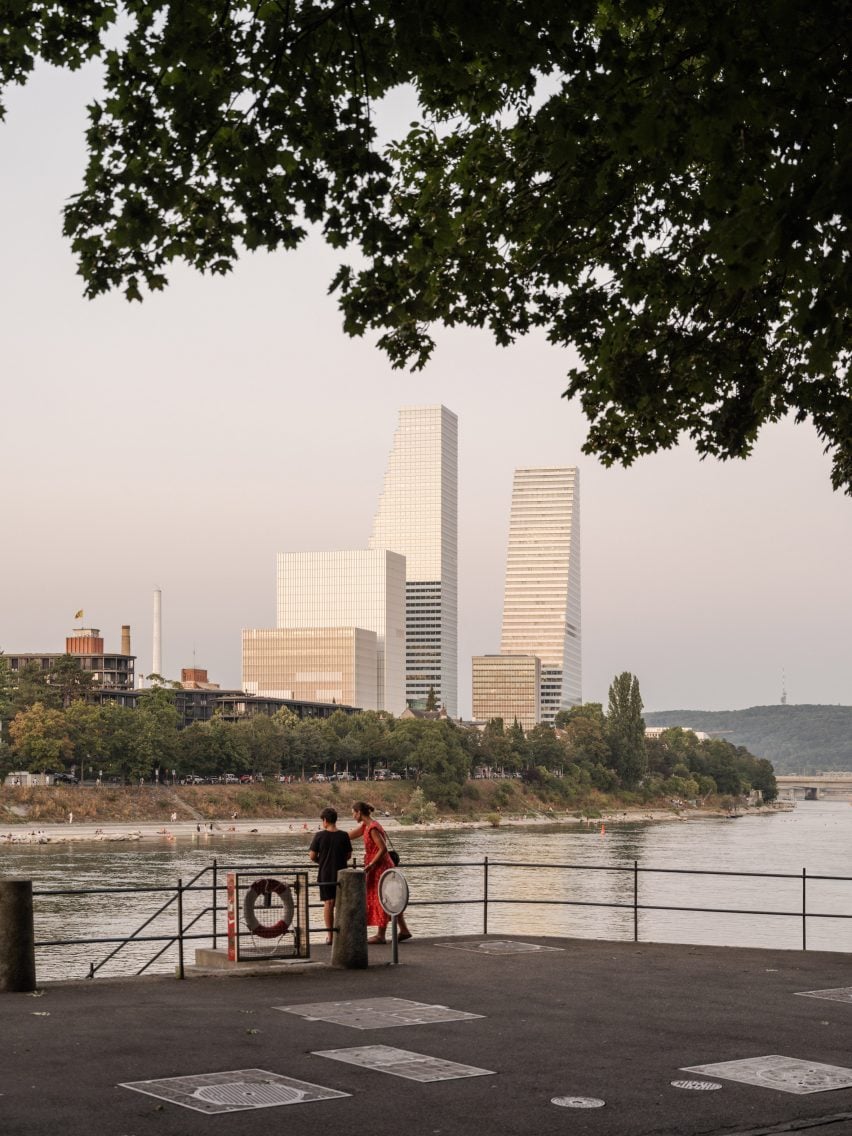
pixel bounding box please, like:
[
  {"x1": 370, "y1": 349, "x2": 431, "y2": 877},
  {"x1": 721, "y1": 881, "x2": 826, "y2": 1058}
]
[{"x1": 0, "y1": 802, "x2": 791, "y2": 845}]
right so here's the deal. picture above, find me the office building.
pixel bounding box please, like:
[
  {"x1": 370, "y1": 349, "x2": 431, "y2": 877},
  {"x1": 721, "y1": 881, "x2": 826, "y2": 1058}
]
[
  {"x1": 500, "y1": 467, "x2": 581, "y2": 723},
  {"x1": 472, "y1": 654, "x2": 541, "y2": 731},
  {"x1": 369, "y1": 405, "x2": 458, "y2": 715},
  {"x1": 274, "y1": 549, "x2": 406, "y2": 714},
  {"x1": 242, "y1": 627, "x2": 378, "y2": 709}
]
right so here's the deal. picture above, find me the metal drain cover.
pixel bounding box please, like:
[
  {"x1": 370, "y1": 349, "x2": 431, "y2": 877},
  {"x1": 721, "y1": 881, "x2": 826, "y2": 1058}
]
[
  {"x1": 439, "y1": 940, "x2": 564, "y2": 955},
  {"x1": 551, "y1": 1095, "x2": 605, "y2": 1108},
  {"x1": 193, "y1": 1082, "x2": 306, "y2": 1106},
  {"x1": 120, "y1": 1069, "x2": 349, "y2": 1113},
  {"x1": 671, "y1": 1080, "x2": 722, "y2": 1091},
  {"x1": 682, "y1": 1056, "x2": 852, "y2": 1095}
]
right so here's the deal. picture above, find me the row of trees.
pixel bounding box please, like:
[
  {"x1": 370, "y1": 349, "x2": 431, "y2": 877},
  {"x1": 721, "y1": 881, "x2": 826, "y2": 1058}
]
[{"x1": 0, "y1": 658, "x2": 776, "y2": 804}]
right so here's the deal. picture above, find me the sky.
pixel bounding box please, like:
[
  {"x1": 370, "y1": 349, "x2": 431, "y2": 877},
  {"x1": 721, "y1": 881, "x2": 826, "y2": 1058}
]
[{"x1": 1, "y1": 60, "x2": 850, "y2": 717}]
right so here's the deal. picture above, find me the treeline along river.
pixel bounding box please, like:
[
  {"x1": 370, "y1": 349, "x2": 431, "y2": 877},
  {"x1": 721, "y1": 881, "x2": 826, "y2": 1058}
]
[{"x1": 3, "y1": 802, "x2": 851, "y2": 981}]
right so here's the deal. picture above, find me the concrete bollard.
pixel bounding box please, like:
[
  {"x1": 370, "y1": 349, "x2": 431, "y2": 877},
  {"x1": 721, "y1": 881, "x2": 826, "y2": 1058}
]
[
  {"x1": 0, "y1": 879, "x2": 36, "y2": 992},
  {"x1": 331, "y1": 869, "x2": 368, "y2": 969}
]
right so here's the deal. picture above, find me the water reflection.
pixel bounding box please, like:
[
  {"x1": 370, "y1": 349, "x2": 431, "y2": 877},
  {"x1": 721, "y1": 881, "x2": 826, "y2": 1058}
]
[{"x1": 4, "y1": 803, "x2": 851, "y2": 980}]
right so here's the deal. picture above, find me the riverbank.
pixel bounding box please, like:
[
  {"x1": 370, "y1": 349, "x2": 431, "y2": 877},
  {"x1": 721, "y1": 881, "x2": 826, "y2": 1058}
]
[
  {"x1": 0, "y1": 797, "x2": 790, "y2": 845},
  {"x1": 1, "y1": 778, "x2": 788, "y2": 842}
]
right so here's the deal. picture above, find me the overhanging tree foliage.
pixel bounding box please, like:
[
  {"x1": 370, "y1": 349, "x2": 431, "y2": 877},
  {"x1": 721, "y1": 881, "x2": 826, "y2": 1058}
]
[{"x1": 2, "y1": 2, "x2": 849, "y2": 489}]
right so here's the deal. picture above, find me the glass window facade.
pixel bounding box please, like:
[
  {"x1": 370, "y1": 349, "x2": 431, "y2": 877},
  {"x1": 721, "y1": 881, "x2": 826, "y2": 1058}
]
[
  {"x1": 472, "y1": 655, "x2": 541, "y2": 731},
  {"x1": 241, "y1": 627, "x2": 377, "y2": 710},
  {"x1": 369, "y1": 405, "x2": 458, "y2": 715},
  {"x1": 500, "y1": 467, "x2": 581, "y2": 723},
  {"x1": 274, "y1": 549, "x2": 406, "y2": 714}
]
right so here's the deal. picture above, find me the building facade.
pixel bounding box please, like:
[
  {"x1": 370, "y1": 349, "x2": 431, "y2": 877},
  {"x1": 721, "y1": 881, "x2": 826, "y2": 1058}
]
[
  {"x1": 500, "y1": 467, "x2": 581, "y2": 723},
  {"x1": 5, "y1": 626, "x2": 136, "y2": 691},
  {"x1": 242, "y1": 627, "x2": 378, "y2": 710},
  {"x1": 274, "y1": 549, "x2": 406, "y2": 714},
  {"x1": 369, "y1": 405, "x2": 458, "y2": 715},
  {"x1": 472, "y1": 654, "x2": 542, "y2": 731}
]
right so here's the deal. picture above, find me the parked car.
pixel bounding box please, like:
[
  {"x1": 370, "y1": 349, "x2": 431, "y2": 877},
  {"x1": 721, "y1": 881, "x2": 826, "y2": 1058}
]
[
  {"x1": 223, "y1": 773, "x2": 240, "y2": 784},
  {"x1": 239, "y1": 774, "x2": 253, "y2": 784},
  {"x1": 53, "y1": 772, "x2": 79, "y2": 785}
]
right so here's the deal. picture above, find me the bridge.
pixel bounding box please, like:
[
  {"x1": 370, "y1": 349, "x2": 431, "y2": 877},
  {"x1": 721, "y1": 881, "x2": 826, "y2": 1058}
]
[{"x1": 775, "y1": 773, "x2": 852, "y2": 801}]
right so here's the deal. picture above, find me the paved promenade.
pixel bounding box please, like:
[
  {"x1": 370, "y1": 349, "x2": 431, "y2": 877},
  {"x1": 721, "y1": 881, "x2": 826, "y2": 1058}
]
[{"x1": 3, "y1": 935, "x2": 852, "y2": 1135}]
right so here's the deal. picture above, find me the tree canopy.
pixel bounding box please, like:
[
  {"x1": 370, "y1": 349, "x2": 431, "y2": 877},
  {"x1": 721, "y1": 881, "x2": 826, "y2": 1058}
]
[{"x1": 2, "y1": 1, "x2": 849, "y2": 490}]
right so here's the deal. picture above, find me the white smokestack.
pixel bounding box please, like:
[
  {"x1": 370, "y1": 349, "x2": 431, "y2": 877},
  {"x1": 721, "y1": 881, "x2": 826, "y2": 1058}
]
[{"x1": 152, "y1": 587, "x2": 162, "y2": 679}]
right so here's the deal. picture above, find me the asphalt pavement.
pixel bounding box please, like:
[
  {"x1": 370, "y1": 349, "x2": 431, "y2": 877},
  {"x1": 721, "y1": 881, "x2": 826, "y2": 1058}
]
[{"x1": 3, "y1": 935, "x2": 852, "y2": 1136}]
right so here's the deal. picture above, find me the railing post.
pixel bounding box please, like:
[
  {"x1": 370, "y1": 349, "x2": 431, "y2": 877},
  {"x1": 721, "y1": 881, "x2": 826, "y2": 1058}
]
[
  {"x1": 802, "y1": 867, "x2": 807, "y2": 951},
  {"x1": 177, "y1": 878, "x2": 185, "y2": 979},
  {"x1": 483, "y1": 856, "x2": 489, "y2": 935},
  {"x1": 212, "y1": 859, "x2": 218, "y2": 949},
  {"x1": 633, "y1": 860, "x2": 639, "y2": 943}
]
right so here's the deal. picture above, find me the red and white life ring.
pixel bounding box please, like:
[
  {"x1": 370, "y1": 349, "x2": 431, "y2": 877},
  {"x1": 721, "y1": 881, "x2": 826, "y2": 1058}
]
[{"x1": 242, "y1": 877, "x2": 294, "y2": 939}]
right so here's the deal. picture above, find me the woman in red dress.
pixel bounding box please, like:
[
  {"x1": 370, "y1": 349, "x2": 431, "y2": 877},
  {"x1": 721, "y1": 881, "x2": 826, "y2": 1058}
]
[{"x1": 350, "y1": 801, "x2": 412, "y2": 944}]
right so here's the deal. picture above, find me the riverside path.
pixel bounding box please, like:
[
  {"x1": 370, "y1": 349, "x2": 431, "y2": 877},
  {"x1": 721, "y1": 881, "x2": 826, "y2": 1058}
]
[{"x1": 3, "y1": 935, "x2": 852, "y2": 1135}]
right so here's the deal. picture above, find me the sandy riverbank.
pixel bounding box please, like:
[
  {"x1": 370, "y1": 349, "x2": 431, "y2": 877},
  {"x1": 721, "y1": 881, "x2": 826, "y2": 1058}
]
[{"x1": 0, "y1": 804, "x2": 787, "y2": 845}]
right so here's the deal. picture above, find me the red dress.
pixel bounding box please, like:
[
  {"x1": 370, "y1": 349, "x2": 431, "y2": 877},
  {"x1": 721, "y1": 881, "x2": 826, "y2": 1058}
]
[{"x1": 362, "y1": 819, "x2": 393, "y2": 928}]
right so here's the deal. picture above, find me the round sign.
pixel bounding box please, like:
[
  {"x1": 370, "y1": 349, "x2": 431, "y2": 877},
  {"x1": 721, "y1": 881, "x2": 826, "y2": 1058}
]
[{"x1": 378, "y1": 868, "x2": 409, "y2": 916}]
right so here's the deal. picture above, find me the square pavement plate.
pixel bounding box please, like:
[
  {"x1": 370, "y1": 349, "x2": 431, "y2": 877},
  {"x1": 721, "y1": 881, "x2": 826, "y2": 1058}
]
[
  {"x1": 276, "y1": 996, "x2": 483, "y2": 1029},
  {"x1": 119, "y1": 1069, "x2": 349, "y2": 1114},
  {"x1": 681, "y1": 1056, "x2": 852, "y2": 1095},
  {"x1": 314, "y1": 1045, "x2": 496, "y2": 1083},
  {"x1": 438, "y1": 940, "x2": 564, "y2": 955},
  {"x1": 795, "y1": 987, "x2": 852, "y2": 1004}
]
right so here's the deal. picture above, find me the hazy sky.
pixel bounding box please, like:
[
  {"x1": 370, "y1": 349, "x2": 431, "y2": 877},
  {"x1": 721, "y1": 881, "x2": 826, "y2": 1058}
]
[{"x1": 1, "y1": 61, "x2": 849, "y2": 716}]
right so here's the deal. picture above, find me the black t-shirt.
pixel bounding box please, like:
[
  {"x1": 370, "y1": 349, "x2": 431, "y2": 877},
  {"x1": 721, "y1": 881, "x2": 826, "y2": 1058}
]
[{"x1": 309, "y1": 829, "x2": 353, "y2": 882}]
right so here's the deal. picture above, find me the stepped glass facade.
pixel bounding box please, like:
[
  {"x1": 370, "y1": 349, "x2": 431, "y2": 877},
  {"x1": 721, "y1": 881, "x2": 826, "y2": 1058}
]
[
  {"x1": 242, "y1": 627, "x2": 378, "y2": 709},
  {"x1": 274, "y1": 549, "x2": 406, "y2": 714},
  {"x1": 500, "y1": 467, "x2": 581, "y2": 723},
  {"x1": 369, "y1": 405, "x2": 458, "y2": 716},
  {"x1": 472, "y1": 654, "x2": 542, "y2": 731}
]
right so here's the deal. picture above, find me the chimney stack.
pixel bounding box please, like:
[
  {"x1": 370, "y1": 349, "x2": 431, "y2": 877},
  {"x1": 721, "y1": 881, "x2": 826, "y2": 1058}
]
[
  {"x1": 121, "y1": 624, "x2": 131, "y2": 656},
  {"x1": 152, "y1": 588, "x2": 162, "y2": 678}
]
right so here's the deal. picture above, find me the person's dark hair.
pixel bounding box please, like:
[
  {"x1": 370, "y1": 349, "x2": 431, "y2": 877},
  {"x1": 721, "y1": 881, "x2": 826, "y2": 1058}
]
[
  {"x1": 352, "y1": 801, "x2": 373, "y2": 816},
  {"x1": 320, "y1": 807, "x2": 337, "y2": 824}
]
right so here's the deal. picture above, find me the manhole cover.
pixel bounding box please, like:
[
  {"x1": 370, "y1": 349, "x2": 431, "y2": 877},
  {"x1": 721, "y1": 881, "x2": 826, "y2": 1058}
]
[
  {"x1": 277, "y1": 997, "x2": 482, "y2": 1030},
  {"x1": 120, "y1": 1069, "x2": 348, "y2": 1113},
  {"x1": 671, "y1": 1080, "x2": 722, "y2": 1091},
  {"x1": 315, "y1": 1045, "x2": 495, "y2": 1083},
  {"x1": 194, "y1": 1082, "x2": 306, "y2": 1106},
  {"x1": 796, "y1": 987, "x2": 852, "y2": 1004},
  {"x1": 682, "y1": 1056, "x2": 852, "y2": 1095},
  {"x1": 551, "y1": 1096, "x2": 605, "y2": 1108}
]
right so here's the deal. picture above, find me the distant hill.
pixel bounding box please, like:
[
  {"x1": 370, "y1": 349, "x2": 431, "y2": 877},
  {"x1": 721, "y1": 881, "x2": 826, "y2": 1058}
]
[{"x1": 643, "y1": 705, "x2": 852, "y2": 774}]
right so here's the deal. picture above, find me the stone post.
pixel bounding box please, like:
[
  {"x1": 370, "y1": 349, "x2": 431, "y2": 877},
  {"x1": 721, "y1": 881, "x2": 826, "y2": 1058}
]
[
  {"x1": 331, "y1": 869, "x2": 368, "y2": 969},
  {"x1": 0, "y1": 879, "x2": 36, "y2": 992}
]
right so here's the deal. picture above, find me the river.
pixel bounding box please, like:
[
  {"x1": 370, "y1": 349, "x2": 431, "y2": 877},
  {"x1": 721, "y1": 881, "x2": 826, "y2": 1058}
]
[{"x1": 3, "y1": 802, "x2": 850, "y2": 981}]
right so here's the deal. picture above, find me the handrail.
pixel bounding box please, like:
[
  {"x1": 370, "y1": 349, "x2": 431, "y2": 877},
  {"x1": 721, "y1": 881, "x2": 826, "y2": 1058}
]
[{"x1": 30, "y1": 856, "x2": 852, "y2": 980}]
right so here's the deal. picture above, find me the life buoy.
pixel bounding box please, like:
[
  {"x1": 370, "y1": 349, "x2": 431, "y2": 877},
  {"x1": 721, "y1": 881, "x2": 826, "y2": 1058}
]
[{"x1": 243, "y1": 877, "x2": 294, "y2": 939}]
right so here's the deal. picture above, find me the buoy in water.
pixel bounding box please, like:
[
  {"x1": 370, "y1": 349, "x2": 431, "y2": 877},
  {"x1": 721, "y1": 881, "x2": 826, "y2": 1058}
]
[{"x1": 600, "y1": 823, "x2": 606, "y2": 835}]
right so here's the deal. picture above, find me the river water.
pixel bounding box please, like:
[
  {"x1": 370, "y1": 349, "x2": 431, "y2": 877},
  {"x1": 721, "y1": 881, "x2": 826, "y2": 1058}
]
[{"x1": 3, "y1": 802, "x2": 850, "y2": 981}]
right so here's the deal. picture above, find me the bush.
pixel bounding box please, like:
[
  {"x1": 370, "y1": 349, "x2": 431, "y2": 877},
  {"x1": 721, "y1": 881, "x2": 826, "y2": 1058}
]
[
  {"x1": 486, "y1": 812, "x2": 502, "y2": 827},
  {"x1": 405, "y1": 787, "x2": 438, "y2": 824}
]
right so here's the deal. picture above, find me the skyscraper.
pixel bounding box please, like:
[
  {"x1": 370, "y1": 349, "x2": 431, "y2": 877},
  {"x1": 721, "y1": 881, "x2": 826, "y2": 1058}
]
[
  {"x1": 500, "y1": 467, "x2": 581, "y2": 723},
  {"x1": 369, "y1": 405, "x2": 458, "y2": 716}
]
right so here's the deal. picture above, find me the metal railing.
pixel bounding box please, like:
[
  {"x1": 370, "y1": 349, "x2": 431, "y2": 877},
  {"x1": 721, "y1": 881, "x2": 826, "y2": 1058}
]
[{"x1": 30, "y1": 857, "x2": 852, "y2": 980}]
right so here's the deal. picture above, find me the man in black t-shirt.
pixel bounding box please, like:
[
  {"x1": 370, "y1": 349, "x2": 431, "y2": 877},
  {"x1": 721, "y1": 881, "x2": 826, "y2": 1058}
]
[{"x1": 308, "y1": 807, "x2": 353, "y2": 944}]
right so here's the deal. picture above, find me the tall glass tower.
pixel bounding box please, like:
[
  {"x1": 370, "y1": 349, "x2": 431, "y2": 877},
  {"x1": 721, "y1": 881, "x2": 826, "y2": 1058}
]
[
  {"x1": 370, "y1": 405, "x2": 458, "y2": 716},
  {"x1": 500, "y1": 467, "x2": 581, "y2": 723}
]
